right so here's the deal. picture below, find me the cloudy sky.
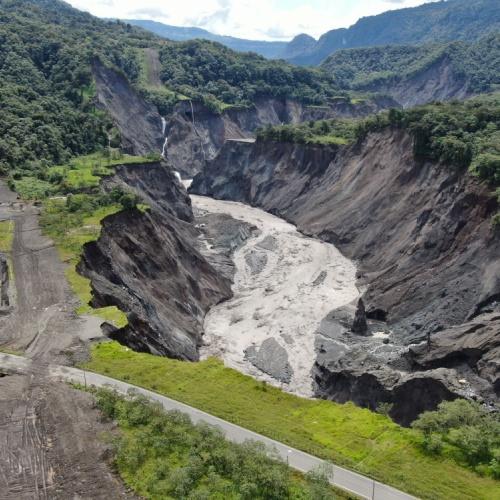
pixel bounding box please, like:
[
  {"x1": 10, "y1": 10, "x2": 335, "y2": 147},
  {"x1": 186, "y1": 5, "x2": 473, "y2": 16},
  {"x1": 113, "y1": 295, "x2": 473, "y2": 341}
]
[{"x1": 66, "y1": 0, "x2": 437, "y2": 41}]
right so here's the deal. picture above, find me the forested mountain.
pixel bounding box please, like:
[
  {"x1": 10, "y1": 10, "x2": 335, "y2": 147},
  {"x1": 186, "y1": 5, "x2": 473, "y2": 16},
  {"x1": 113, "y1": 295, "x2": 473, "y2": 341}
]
[
  {"x1": 287, "y1": 0, "x2": 500, "y2": 66},
  {"x1": 124, "y1": 19, "x2": 287, "y2": 59},
  {"x1": 0, "y1": 0, "x2": 341, "y2": 174},
  {"x1": 321, "y1": 33, "x2": 500, "y2": 96},
  {"x1": 157, "y1": 40, "x2": 340, "y2": 109},
  {"x1": 0, "y1": 0, "x2": 156, "y2": 172}
]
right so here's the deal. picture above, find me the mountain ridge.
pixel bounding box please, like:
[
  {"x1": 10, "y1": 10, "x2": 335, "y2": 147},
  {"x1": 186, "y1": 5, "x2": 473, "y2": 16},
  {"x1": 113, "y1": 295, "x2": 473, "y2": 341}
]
[{"x1": 123, "y1": 19, "x2": 288, "y2": 59}]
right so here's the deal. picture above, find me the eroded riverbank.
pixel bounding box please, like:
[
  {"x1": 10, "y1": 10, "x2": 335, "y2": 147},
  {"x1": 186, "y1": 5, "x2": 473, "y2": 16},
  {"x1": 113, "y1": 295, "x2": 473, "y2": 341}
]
[{"x1": 192, "y1": 195, "x2": 360, "y2": 396}]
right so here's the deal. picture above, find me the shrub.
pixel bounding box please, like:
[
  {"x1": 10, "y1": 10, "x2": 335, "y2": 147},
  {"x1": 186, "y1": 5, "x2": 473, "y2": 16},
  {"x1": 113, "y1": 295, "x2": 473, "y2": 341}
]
[{"x1": 412, "y1": 400, "x2": 500, "y2": 476}]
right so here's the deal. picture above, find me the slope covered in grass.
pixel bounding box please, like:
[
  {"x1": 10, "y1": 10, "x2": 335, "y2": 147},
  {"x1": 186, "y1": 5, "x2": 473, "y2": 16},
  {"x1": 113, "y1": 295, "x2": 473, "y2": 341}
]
[{"x1": 83, "y1": 342, "x2": 500, "y2": 500}]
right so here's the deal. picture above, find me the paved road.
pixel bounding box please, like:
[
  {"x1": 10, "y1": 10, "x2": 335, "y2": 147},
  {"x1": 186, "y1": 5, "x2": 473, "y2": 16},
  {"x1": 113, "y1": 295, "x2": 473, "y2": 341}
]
[{"x1": 1, "y1": 353, "x2": 416, "y2": 500}]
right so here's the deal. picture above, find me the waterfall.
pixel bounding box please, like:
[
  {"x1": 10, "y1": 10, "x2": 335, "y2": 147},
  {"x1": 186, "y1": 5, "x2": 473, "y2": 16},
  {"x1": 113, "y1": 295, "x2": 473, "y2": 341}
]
[
  {"x1": 161, "y1": 136, "x2": 168, "y2": 159},
  {"x1": 161, "y1": 116, "x2": 168, "y2": 159}
]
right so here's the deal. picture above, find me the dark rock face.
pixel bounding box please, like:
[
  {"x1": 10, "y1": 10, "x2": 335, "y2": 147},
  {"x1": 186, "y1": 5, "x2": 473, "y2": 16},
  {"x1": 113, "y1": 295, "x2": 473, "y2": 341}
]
[
  {"x1": 165, "y1": 96, "x2": 396, "y2": 177},
  {"x1": 191, "y1": 129, "x2": 500, "y2": 419},
  {"x1": 408, "y1": 313, "x2": 500, "y2": 396},
  {"x1": 352, "y1": 298, "x2": 368, "y2": 335},
  {"x1": 78, "y1": 163, "x2": 232, "y2": 360},
  {"x1": 92, "y1": 59, "x2": 164, "y2": 155},
  {"x1": 0, "y1": 255, "x2": 9, "y2": 308}
]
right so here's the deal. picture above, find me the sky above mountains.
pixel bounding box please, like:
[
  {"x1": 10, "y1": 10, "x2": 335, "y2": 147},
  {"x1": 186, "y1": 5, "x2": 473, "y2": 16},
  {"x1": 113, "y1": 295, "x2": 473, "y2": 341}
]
[{"x1": 66, "y1": 0, "x2": 436, "y2": 41}]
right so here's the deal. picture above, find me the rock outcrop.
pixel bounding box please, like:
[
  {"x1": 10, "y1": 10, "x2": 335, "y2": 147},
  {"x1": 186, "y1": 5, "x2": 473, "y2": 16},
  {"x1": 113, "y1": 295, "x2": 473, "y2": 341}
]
[
  {"x1": 78, "y1": 162, "x2": 232, "y2": 360},
  {"x1": 191, "y1": 130, "x2": 500, "y2": 420},
  {"x1": 164, "y1": 96, "x2": 397, "y2": 177}
]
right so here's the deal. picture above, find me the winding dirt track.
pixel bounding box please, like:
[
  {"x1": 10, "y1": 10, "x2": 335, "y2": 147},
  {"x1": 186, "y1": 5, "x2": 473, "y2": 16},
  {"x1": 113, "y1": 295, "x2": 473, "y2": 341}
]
[{"x1": 0, "y1": 182, "x2": 135, "y2": 499}]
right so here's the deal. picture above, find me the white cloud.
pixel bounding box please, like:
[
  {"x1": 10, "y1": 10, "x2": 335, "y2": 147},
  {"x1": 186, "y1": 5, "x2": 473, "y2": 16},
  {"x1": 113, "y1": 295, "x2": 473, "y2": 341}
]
[{"x1": 66, "y1": 0, "x2": 438, "y2": 41}]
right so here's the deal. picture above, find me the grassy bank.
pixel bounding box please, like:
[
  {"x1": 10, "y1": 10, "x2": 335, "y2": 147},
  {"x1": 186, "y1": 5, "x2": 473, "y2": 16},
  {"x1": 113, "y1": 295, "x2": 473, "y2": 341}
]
[
  {"x1": 41, "y1": 200, "x2": 128, "y2": 327},
  {"x1": 83, "y1": 342, "x2": 499, "y2": 500},
  {"x1": 25, "y1": 150, "x2": 158, "y2": 327},
  {"x1": 0, "y1": 219, "x2": 15, "y2": 285}
]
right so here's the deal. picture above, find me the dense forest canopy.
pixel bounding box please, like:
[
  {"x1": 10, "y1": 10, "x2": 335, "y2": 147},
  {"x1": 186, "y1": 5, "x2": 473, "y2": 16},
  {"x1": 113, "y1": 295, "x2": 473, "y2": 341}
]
[
  {"x1": 321, "y1": 33, "x2": 500, "y2": 93},
  {"x1": 0, "y1": 0, "x2": 346, "y2": 174},
  {"x1": 158, "y1": 39, "x2": 341, "y2": 108},
  {"x1": 0, "y1": 0, "x2": 158, "y2": 173}
]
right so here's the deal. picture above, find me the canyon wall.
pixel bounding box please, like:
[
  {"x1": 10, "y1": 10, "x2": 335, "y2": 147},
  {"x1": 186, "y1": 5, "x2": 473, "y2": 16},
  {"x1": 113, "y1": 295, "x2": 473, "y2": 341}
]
[
  {"x1": 164, "y1": 96, "x2": 396, "y2": 177},
  {"x1": 191, "y1": 131, "x2": 500, "y2": 421}
]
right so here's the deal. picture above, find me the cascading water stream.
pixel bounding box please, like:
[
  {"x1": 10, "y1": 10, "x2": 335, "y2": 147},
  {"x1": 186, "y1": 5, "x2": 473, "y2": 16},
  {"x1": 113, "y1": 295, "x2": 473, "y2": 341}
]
[{"x1": 161, "y1": 117, "x2": 168, "y2": 159}]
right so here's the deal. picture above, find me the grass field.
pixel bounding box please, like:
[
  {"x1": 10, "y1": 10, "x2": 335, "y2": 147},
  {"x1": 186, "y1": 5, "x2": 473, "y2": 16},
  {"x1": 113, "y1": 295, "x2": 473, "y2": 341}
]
[
  {"x1": 47, "y1": 151, "x2": 158, "y2": 191},
  {"x1": 83, "y1": 342, "x2": 500, "y2": 500}
]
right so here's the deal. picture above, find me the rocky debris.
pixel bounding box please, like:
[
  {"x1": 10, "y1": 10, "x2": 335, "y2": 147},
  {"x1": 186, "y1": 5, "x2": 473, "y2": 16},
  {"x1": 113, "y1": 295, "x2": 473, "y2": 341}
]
[
  {"x1": 193, "y1": 211, "x2": 259, "y2": 281},
  {"x1": 352, "y1": 298, "x2": 368, "y2": 335},
  {"x1": 192, "y1": 128, "x2": 500, "y2": 414},
  {"x1": 408, "y1": 312, "x2": 500, "y2": 395},
  {"x1": 244, "y1": 249, "x2": 268, "y2": 275},
  {"x1": 92, "y1": 58, "x2": 163, "y2": 156},
  {"x1": 245, "y1": 338, "x2": 294, "y2": 384}
]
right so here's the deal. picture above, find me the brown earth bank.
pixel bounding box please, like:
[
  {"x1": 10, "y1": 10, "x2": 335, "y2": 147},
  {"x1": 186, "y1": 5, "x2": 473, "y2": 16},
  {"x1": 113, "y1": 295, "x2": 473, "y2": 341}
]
[{"x1": 190, "y1": 130, "x2": 500, "y2": 423}]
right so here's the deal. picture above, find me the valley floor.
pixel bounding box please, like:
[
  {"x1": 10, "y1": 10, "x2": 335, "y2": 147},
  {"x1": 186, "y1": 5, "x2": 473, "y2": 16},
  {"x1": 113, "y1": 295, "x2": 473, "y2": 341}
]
[{"x1": 193, "y1": 195, "x2": 360, "y2": 396}]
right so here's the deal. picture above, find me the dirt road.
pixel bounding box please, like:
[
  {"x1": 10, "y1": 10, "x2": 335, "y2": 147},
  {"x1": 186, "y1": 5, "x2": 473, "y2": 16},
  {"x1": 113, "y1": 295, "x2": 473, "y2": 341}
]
[{"x1": 0, "y1": 182, "x2": 134, "y2": 499}]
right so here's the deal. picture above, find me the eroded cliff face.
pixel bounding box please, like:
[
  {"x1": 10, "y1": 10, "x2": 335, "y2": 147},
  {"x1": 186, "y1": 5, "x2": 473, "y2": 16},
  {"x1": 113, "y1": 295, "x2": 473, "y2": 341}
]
[
  {"x1": 164, "y1": 96, "x2": 396, "y2": 177},
  {"x1": 92, "y1": 59, "x2": 164, "y2": 155},
  {"x1": 78, "y1": 163, "x2": 232, "y2": 360},
  {"x1": 364, "y1": 56, "x2": 471, "y2": 108},
  {"x1": 191, "y1": 131, "x2": 500, "y2": 422}
]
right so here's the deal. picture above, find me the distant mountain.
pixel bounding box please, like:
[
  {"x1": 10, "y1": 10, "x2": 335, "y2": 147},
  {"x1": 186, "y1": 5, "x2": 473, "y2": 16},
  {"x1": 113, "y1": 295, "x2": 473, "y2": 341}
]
[
  {"x1": 123, "y1": 19, "x2": 287, "y2": 59},
  {"x1": 280, "y1": 34, "x2": 316, "y2": 60},
  {"x1": 287, "y1": 0, "x2": 500, "y2": 66},
  {"x1": 321, "y1": 33, "x2": 500, "y2": 107}
]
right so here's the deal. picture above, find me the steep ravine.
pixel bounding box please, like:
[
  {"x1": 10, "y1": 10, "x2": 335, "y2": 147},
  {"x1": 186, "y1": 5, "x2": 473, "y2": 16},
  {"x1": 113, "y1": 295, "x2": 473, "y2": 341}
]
[
  {"x1": 77, "y1": 162, "x2": 232, "y2": 360},
  {"x1": 191, "y1": 131, "x2": 500, "y2": 423},
  {"x1": 193, "y1": 195, "x2": 360, "y2": 397}
]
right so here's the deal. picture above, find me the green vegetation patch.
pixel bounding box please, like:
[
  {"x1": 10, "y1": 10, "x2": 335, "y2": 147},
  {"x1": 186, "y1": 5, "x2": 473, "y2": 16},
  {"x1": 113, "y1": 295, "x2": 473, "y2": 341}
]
[
  {"x1": 40, "y1": 197, "x2": 127, "y2": 328},
  {"x1": 158, "y1": 39, "x2": 344, "y2": 111},
  {"x1": 83, "y1": 342, "x2": 500, "y2": 500},
  {"x1": 412, "y1": 400, "x2": 500, "y2": 479},
  {"x1": 257, "y1": 119, "x2": 357, "y2": 146},
  {"x1": 0, "y1": 220, "x2": 14, "y2": 253},
  {"x1": 92, "y1": 387, "x2": 349, "y2": 500}
]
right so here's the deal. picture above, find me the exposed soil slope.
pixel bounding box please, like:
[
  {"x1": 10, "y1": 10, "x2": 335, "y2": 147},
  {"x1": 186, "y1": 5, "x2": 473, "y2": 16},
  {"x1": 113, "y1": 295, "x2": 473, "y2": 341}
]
[
  {"x1": 78, "y1": 163, "x2": 232, "y2": 360},
  {"x1": 191, "y1": 131, "x2": 500, "y2": 421},
  {"x1": 0, "y1": 180, "x2": 134, "y2": 498},
  {"x1": 93, "y1": 59, "x2": 164, "y2": 155}
]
